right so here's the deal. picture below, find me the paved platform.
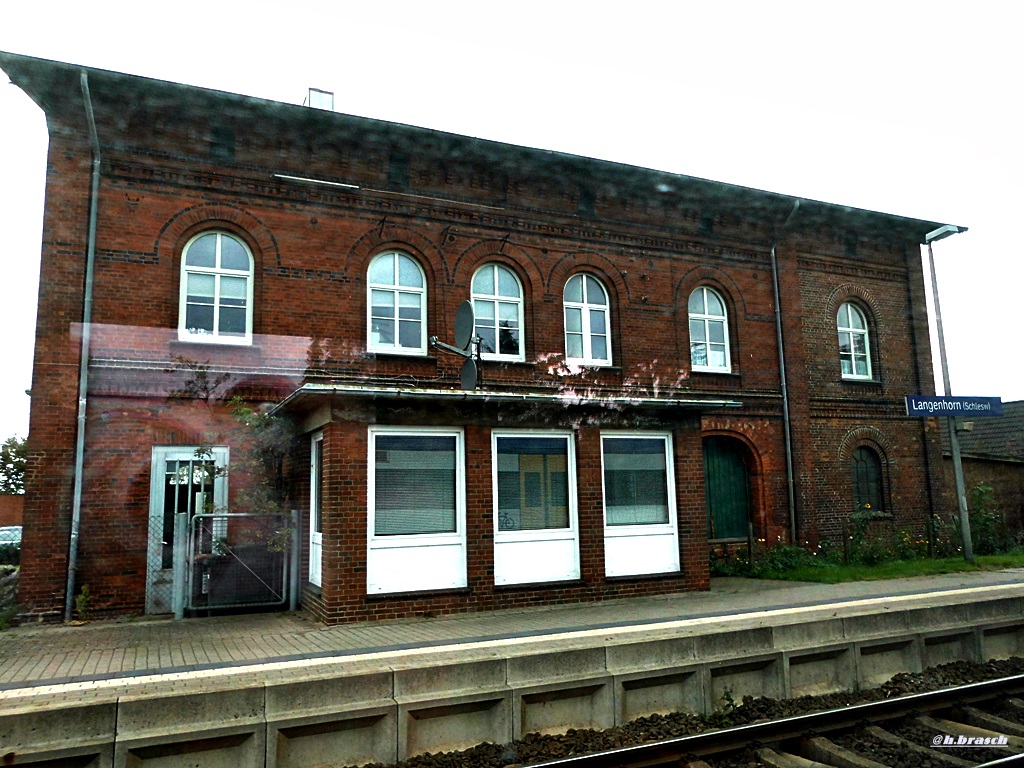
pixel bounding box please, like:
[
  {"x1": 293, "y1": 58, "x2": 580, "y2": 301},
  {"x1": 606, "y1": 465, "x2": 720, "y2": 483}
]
[{"x1": 1, "y1": 569, "x2": 1022, "y2": 692}]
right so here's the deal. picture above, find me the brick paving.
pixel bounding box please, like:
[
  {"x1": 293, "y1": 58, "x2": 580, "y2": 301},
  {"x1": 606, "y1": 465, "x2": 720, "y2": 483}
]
[{"x1": 1, "y1": 570, "x2": 1022, "y2": 692}]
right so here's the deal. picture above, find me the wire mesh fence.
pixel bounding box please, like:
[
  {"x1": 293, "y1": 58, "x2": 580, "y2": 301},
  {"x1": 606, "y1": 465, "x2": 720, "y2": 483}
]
[{"x1": 188, "y1": 512, "x2": 291, "y2": 611}]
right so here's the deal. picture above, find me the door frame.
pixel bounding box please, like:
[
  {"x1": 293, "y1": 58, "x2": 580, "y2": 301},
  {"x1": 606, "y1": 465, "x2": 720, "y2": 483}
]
[{"x1": 147, "y1": 445, "x2": 228, "y2": 614}]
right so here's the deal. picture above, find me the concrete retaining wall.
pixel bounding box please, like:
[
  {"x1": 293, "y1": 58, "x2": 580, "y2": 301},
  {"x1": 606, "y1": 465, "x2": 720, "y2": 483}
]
[{"x1": 2, "y1": 588, "x2": 1023, "y2": 767}]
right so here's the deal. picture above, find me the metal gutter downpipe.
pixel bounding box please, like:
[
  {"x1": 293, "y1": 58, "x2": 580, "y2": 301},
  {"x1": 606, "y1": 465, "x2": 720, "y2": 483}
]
[
  {"x1": 64, "y1": 71, "x2": 101, "y2": 622},
  {"x1": 769, "y1": 200, "x2": 801, "y2": 543}
]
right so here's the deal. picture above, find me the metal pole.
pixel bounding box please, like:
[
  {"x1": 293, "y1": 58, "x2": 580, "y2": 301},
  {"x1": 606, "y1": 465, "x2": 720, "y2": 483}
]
[
  {"x1": 172, "y1": 512, "x2": 188, "y2": 619},
  {"x1": 927, "y1": 240, "x2": 973, "y2": 563},
  {"x1": 289, "y1": 509, "x2": 300, "y2": 612}
]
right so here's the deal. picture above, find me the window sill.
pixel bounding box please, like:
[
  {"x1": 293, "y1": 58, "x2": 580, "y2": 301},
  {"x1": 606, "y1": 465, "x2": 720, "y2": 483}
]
[
  {"x1": 494, "y1": 578, "x2": 585, "y2": 591},
  {"x1": 479, "y1": 357, "x2": 530, "y2": 366},
  {"x1": 169, "y1": 339, "x2": 262, "y2": 360},
  {"x1": 557, "y1": 363, "x2": 623, "y2": 375},
  {"x1": 691, "y1": 367, "x2": 736, "y2": 376},
  {"x1": 362, "y1": 351, "x2": 438, "y2": 363},
  {"x1": 689, "y1": 370, "x2": 741, "y2": 386},
  {"x1": 841, "y1": 377, "x2": 882, "y2": 387},
  {"x1": 605, "y1": 570, "x2": 683, "y2": 583},
  {"x1": 366, "y1": 348, "x2": 433, "y2": 359},
  {"x1": 365, "y1": 586, "x2": 471, "y2": 601}
]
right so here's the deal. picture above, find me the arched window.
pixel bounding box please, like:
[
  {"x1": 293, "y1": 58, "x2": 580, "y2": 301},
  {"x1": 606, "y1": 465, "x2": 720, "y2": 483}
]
[
  {"x1": 564, "y1": 274, "x2": 611, "y2": 366},
  {"x1": 367, "y1": 251, "x2": 427, "y2": 355},
  {"x1": 837, "y1": 302, "x2": 872, "y2": 379},
  {"x1": 179, "y1": 231, "x2": 254, "y2": 344},
  {"x1": 472, "y1": 263, "x2": 524, "y2": 361},
  {"x1": 851, "y1": 446, "x2": 884, "y2": 512},
  {"x1": 688, "y1": 287, "x2": 730, "y2": 372}
]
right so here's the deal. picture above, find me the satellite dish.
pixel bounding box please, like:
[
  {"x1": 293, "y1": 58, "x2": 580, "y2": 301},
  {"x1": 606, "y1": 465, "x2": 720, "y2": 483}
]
[
  {"x1": 460, "y1": 357, "x2": 478, "y2": 391},
  {"x1": 454, "y1": 300, "x2": 475, "y2": 351}
]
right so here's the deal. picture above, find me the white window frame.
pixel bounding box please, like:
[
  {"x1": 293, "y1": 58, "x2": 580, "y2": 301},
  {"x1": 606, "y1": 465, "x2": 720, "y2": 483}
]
[
  {"x1": 837, "y1": 301, "x2": 873, "y2": 380},
  {"x1": 472, "y1": 263, "x2": 525, "y2": 362},
  {"x1": 178, "y1": 231, "x2": 254, "y2": 345},
  {"x1": 367, "y1": 426, "x2": 467, "y2": 594},
  {"x1": 688, "y1": 286, "x2": 731, "y2": 373},
  {"x1": 309, "y1": 431, "x2": 324, "y2": 587},
  {"x1": 491, "y1": 430, "x2": 580, "y2": 586},
  {"x1": 563, "y1": 274, "x2": 612, "y2": 366},
  {"x1": 601, "y1": 432, "x2": 679, "y2": 577},
  {"x1": 367, "y1": 250, "x2": 428, "y2": 355}
]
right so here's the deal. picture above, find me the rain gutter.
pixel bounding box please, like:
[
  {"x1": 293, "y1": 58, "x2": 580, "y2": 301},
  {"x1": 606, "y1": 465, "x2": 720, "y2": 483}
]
[
  {"x1": 769, "y1": 200, "x2": 801, "y2": 543},
  {"x1": 64, "y1": 71, "x2": 100, "y2": 622}
]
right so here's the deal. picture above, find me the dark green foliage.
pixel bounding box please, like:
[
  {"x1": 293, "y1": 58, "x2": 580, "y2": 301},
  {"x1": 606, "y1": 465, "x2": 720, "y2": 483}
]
[{"x1": 0, "y1": 435, "x2": 27, "y2": 494}]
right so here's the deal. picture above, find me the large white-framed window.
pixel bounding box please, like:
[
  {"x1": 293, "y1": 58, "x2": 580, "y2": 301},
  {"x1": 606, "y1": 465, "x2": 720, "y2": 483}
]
[
  {"x1": 472, "y1": 263, "x2": 524, "y2": 361},
  {"x1": 309, "y1": 432, "x2": 324, "y2": 587},
  {"x1": 367, "y1": 250, "x2": 427, "y2": 355},
  {"x1": 492, "y1": 431, "x2": 579, "y2": 585},
  {"x1": 564, "y1": 273, "x2": 612, "y2": 366},
  {"x1": 837, "y1": 302, "x2": 872, "y2": 379},
  {"x1": 367, "y1": 427, "x2": 466, "y2": 594},
  {"x1": 601, "y1": 433, "x2": 679, "y2": 577},
  {"x1": 178, "y1": 231, "x2": 254, "y2": 344},
  {"x1": 688, "y1": 286, "x2": 730, "y2": 372}
]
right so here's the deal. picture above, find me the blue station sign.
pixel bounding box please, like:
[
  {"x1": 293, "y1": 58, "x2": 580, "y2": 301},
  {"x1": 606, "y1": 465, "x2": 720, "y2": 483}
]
[{"x1": 905, "y1": 395, "x2": 1003, "y2": 417}]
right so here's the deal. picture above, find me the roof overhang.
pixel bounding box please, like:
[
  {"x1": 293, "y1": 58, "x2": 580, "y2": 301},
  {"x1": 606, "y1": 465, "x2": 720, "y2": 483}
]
[{"x1": 270, "y1": 383, "x2": 743, "y2": 417}]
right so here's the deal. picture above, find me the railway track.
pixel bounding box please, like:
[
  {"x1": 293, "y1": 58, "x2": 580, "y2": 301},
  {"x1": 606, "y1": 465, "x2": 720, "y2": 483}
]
[{"x1": 529, "y1": 675, "x2": 1024, "y2": 768}]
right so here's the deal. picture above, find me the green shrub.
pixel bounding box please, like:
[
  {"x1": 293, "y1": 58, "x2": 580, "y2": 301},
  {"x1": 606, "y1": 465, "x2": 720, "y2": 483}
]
[
  {"x1": 0, "y1": 566, "x2": 18, "y2": 630},
  {"x1": 0, "y1": 542, "x2": 19, "y2": 567}
]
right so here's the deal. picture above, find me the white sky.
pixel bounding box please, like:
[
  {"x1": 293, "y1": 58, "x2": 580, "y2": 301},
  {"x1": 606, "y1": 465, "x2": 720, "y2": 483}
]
[{"x1": 0, "y1": 1, "x2": 1020, "y2": 440}]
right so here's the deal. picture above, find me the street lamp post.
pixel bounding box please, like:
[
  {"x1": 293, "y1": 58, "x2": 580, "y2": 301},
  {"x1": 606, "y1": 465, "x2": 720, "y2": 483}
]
[{"x1": 925, "y1": 224, "x2": 972, "y2": 563}]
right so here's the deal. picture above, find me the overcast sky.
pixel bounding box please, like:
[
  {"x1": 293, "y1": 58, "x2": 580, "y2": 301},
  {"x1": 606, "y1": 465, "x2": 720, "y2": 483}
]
[{"x1": 1, "y1": 1, "x2": 1020, "y2": 441}]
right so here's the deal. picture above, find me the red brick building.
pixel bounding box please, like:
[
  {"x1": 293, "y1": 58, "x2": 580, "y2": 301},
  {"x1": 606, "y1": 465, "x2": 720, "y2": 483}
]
[{"x1": 1, "y1": 51, "x2": 954, "y2": 623}]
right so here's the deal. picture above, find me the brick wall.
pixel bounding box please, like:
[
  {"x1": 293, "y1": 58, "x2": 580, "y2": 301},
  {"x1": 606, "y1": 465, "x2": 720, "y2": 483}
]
[
  {"x1": 7, "y1": 54, "x2": 949, "y2": 622},
  {"x1": 0, "y1": 495, "x2": 23, "y2": 527}
]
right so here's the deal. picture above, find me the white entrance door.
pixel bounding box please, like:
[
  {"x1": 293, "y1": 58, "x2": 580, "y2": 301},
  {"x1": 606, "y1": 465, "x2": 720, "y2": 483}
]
[{"x1": 147, "y1": 446, "x2": 228, "y2": 614}]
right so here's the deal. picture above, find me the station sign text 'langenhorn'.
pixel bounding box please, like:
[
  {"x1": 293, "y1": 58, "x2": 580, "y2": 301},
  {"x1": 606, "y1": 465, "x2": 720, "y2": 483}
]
[{"x1": 905, "y1": 395, "x2": 1004, "y2": 417}]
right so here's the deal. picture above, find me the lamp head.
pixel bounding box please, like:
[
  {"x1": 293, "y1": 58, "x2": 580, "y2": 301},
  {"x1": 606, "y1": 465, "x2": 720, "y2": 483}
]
[{"x1": 925, "y1": 225, "x2": 962, "y2": 244}]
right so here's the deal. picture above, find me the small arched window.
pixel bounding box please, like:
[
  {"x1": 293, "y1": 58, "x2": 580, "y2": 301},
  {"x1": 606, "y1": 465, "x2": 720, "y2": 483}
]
[
  {"x1": 179, "y1": 231, "x2": 254, "y2": 344},
  {"x1": 688, "y1": 287, "x2": 730, "y2": 372},
  {"x1": 852, "y1": 446, "x2": 884, "y2": 513},
  {"x1": 367, "y1": 251, "x2": 427, "y2": 355},
  {"x1": 564, "y1": 274, "x2": 611, "y2": 366},
  {"x1": 472, "y1": 263, "x2": 524, "y2": 361},
  {"x1": 837, "y1": 302, "x2": 872, "y2": 379}
]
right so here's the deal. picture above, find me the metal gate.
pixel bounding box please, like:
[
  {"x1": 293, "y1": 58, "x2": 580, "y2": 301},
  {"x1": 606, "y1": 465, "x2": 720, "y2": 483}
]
[{"x1": 186, "y1": 511, "x2": 298, "y2": 613}]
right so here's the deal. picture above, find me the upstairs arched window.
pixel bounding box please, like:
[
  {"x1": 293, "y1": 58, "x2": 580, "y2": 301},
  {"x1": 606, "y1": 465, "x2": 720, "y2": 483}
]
[
  {"x1": 179, "y1": 231, "x2": 254, "y2": 344},
  {"x1": 688, "y1": 286, "x2": 730, "y2": 372},
  {"x1": 563, "y1": 274, "x2": 611, "y2": 366},
  {"x1": 837, "y1": 302, "x2": 872, "y2": 379},
  {"x1": 472, "y1": 263, "x2": 524, "y2": 361},
  {"x1": 367, "y1": 251, "x2": 427, "y2": 355}
]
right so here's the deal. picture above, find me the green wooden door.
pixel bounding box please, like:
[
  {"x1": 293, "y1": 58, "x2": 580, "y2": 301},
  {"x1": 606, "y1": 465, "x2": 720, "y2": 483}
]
[{"x1": 703, "y1": 437, "x2": 750, "y2": 540}]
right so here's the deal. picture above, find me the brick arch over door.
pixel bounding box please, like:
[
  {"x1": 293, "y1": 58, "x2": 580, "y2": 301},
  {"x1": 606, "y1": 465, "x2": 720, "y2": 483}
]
[{"x1": 702, "y1": 430, "x2": 765, "y2": 543}]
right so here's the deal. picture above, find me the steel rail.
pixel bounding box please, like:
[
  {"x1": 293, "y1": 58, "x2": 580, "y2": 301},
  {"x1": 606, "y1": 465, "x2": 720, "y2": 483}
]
[{"x1": 530, "y1": 674, "x2": 1024, "y2": 768}]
